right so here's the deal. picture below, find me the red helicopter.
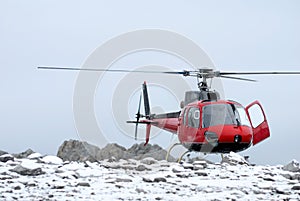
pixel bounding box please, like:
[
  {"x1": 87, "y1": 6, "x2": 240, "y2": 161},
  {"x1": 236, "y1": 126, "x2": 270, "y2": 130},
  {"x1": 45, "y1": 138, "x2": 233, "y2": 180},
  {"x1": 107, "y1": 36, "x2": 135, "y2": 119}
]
[{"x1": 38, "y1": 67, "x2": 300, "y2": 160}]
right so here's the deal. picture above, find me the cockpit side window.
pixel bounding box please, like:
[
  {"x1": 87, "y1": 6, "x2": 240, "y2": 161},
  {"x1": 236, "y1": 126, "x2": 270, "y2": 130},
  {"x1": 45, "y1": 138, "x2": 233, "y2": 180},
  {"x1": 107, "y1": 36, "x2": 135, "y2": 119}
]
[
  {"x1": 187, "y1": 107, "x2": 200, "y2": 128},
  {"x1": 234, "y1": 105, "x2": 251, "y2": 127}
]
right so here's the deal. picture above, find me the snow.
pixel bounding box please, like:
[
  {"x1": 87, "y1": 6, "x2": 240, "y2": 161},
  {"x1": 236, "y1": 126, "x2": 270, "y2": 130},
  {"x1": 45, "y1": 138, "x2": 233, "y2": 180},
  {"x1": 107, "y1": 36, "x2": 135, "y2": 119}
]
[
  {"x1": 27, "y1": 152, "x2": 43, "y2": 159},
  {"x1": 0, "y1": 154, "x2": 299, "y2": 200},
  {"x1": 20, "y1": 159, "x2": 42, "y2": 169},
  {"x1": 40, "y1": 155, "x2": 63, "y2": 165}
]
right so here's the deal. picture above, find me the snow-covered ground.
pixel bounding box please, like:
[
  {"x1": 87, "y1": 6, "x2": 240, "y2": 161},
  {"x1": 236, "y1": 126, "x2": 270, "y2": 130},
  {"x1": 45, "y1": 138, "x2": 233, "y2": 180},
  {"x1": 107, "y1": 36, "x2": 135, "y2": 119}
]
[{"x1": 0, "y1": 153, "x2": 299, "y2": 201}]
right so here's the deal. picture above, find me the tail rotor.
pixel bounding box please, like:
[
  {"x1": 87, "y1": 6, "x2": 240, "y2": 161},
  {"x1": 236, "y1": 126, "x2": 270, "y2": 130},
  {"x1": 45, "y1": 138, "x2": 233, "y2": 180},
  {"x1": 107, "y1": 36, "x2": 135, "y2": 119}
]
[
  {"x1": 134, "y1": 92, "x2": 142, "y2": 140},
  {"x1": 128, "y1": 81, "x2": 152, "y2": 143}
]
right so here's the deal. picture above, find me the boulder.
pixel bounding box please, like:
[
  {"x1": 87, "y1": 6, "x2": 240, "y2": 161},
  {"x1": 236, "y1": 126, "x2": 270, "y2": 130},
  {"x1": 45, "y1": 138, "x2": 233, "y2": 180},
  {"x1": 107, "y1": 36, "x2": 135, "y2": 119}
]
[
  {"x1": 283, "y1": 160, "x2": 300, "y2": 172},
  {"x1": 221, "y1": 152, "x2": 249, "y2": 166},
  {"x1": 97, "y1": 143, "x2": 130, "y2": 161},
  {"x1": 0, "y1": 150, "x2": 8, "y2": 156},
  {"x1": 127, "y1": 143, "x2": 175, "y2": 161},
  {"x1": 10, "y1": 165, "x2": 45, "y2": 176},
  {"x1": 57, "y1": 140, "x2": 100, "y2": 162},
  {"x1": 13, "y1": 149, "x2": 34, "y2": 158},
  {"x1": 0, "y1": 154, "x2": 14, "y2": 163}
]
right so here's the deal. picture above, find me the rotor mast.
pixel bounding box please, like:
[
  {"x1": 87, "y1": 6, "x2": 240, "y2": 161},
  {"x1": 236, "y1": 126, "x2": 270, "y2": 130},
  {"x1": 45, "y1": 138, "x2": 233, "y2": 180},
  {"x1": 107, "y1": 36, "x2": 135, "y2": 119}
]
[{"x1": 195, "y1": 68, "x2": 215, "y2": 92}]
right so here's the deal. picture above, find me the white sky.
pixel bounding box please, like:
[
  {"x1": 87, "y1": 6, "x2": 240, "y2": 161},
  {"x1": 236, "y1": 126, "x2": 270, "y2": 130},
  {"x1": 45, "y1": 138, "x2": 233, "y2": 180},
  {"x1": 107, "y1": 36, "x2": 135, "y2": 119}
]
[{"x1": 0, "y1": 0, "x2": 299, "y2": 165}]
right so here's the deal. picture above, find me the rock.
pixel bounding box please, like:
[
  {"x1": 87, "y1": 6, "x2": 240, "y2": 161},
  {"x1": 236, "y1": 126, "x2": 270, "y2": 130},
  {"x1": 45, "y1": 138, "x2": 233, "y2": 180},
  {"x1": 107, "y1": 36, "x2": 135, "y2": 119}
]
[
  {"x1": 153, "y1": 177, "x2": 167, "y2": 182},
  {"x1": 57, "y1": 140, "x2": 175, "y2": 162},
  {"x1": 142, "y1": 177, "x2": 152, "y2": 183},
  {"x1": 140, "y1": 157, "x2": 157, "y2": 165},
  {"x1": 107, "y1": 157, "x2": 117, "y2": 162},
  {"x1": 281, "y1": 173, "x2": 293, "y2": 180},
  {"x1": 127, "y1": 143, "x2": 175, "y2": 161},
  {"x1": 116, "y1": 178, "x2": 132, "y2": 182},
  {"x1": 26, "y1": 182, "x2": 37, "y2": 187},
  {"x1": 13, "y1": 186, "x2": 21, "y2": 190},
  {"x1": 0, "y1": 150, "x2": 8, "y2": 156},
  {"x1": 221, "y1": 152, "x2": 249, "y2": 166},
  {"x1": 195, "y1": 171, "x2": 208, "y2": 176},
  {"x1": 172, "y1": 166, "x2": 185, "y2": 173},
  {"x1": 13, "y1": 149, "x2": 34, "y2": 159},
  {"x1": 10, "y1": 165, "x2": 45, "y2": 176},
  {"x1": 142, "y1": 176, "x2": 166, "y2": 183},
  {"x1": 0, "y1": 154, "x2": 14, "y2": 162},
  {"x1": 97, "y1": 143, "x2": 129, "y2": 161},
  {"x1": 283, "y1": 160, "x2": 300, "y2": 172},
  {"x1": 136, "y1": 188, "x2": 147, "y2": 194},
  {"x1": 262, "y1": 177, "x2": 275, "y2": 182},
  {"x1": 182, "y1": 163, "x2": 194, "y2": 170},
  {"x1": 275, "y1": 187, "x2": 289, "y2": 195},
  {"x1": 292, "y1": 185, "x2": 300, "y2": 190},
  {"x1": 136, "y1": 164, "x2": 149, "y2": 171},
  {"x1": 76, "y1": 182, "x2": 90, "y2": 187},
  {"x1": 52, "y1": 184, "x2": 65, "y2": 189},
  {"x1": 176, "y1": 173, "x2": 191, "y2": 178},
  {"x1": 57, "y1": 140, "x2": 101, "y2": 162}
]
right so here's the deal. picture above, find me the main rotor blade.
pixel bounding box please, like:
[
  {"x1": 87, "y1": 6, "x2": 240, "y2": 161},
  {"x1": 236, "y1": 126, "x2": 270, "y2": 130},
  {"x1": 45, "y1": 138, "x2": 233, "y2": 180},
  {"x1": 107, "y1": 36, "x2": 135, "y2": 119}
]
[
  {"x1": 220, "y1": 71, "x2": 300, "y2": 75},
  {"x1": 220, "y1": 75, "x2": 257, "y2": 82},
  {"x1": 38, "y1": 66, "x2": 189, "y2": 75}
]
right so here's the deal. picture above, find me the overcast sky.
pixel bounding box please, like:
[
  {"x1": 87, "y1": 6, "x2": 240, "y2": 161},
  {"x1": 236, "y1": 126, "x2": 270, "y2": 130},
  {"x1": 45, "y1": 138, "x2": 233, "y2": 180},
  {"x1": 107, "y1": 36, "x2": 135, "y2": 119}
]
[{"x1": 1, "y1": 1, "x2": 299, "y2": 165}]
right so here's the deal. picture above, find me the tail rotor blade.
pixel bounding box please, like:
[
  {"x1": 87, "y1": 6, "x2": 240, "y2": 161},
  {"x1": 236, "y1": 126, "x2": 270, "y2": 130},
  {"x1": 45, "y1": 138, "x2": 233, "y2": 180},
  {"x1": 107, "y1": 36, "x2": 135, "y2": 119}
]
[
  {"x1": 134, "y1": 123, "x2": 138, "y2": 141},
  {"x1": 135, "y1": 92, "x2": 142, "y2": 140}
]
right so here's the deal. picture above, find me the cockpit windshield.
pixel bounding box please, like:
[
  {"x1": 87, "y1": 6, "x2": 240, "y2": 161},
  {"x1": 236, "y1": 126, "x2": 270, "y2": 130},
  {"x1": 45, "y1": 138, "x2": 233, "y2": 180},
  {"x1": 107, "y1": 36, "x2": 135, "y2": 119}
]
[{"x1": 202, "y1": 103, "x2": 251, "y2": 128}]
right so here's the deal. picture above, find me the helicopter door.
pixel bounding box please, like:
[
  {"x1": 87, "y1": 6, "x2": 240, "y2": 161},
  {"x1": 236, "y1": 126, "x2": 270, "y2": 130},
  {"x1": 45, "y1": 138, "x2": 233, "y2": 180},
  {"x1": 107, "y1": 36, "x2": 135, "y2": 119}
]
[{"x1": 245, "y1": 101, "x2": 270, "y2": 145}]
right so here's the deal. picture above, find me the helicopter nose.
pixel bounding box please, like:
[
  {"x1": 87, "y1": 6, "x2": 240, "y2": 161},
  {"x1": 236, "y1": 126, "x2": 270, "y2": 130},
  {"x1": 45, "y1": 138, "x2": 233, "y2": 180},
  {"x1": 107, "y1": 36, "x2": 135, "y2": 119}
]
[
  {"x1": 204, "y1": 131, "x2": 219, "y2": 147},
  {"x1": 234, "y1": 135, "x2": 242, "y2": 143}
]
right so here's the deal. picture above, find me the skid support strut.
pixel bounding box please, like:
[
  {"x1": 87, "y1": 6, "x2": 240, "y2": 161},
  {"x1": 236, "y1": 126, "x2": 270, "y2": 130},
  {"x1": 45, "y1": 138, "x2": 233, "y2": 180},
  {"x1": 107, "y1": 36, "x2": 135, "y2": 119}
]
[
  {"x1": 166, "y1": 143, "x2": 182, "y2": 162},
  {"x1": 177, "y1": 150, "x2": 190, "y2": 163}
]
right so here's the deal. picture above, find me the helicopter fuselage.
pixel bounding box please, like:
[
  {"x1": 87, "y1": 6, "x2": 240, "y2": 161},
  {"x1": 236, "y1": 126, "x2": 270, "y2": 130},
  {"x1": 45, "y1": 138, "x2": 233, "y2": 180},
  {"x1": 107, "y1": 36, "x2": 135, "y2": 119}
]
[{"x1": 142, "y1": 99, "x2": 270, "y2": 153}]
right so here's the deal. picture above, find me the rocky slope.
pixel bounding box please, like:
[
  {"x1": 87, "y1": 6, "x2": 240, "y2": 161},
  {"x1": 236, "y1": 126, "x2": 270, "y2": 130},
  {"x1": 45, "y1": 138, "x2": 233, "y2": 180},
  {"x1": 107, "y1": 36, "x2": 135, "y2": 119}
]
[
  {"x1": 0, "y1": 141, "x2": 299, "y2": 200},
  {"x1": 57, "y1": 140, "x2": 176, "y2": 162}
]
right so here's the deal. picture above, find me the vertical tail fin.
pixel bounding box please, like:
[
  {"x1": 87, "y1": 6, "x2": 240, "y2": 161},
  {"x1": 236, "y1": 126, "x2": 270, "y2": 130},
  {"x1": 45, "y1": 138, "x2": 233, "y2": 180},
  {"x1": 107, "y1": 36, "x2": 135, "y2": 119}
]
[
  {"x1": 142, "y1": 81, "x2": 151, "y2": 119},
  {"x1": 143, "y1": 81, "x2": 152, "y2": 146}
]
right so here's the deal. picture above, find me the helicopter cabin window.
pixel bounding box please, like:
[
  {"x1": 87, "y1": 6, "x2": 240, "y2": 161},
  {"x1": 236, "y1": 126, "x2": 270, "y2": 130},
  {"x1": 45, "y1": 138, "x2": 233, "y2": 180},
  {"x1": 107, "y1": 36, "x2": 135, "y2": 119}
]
[
  {"x1": 182, "y1": 108, "x2": 187, "y2": 126},
  {"x1": 187, "y1": 107, "x2": 200, "y2": 128},
  {"x1": 202, "y1": 104, "x2": 251, "y2": 128}
]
